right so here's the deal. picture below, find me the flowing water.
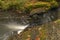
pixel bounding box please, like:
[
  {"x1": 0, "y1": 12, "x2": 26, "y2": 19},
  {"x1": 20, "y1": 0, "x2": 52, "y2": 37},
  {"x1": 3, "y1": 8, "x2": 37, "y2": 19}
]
[
  {"x1": 0, "y1": 7, "x2": 60, "y2": 40},
  {"x1": 0, "y1": 11, "x2": 29, "y2": 40}
]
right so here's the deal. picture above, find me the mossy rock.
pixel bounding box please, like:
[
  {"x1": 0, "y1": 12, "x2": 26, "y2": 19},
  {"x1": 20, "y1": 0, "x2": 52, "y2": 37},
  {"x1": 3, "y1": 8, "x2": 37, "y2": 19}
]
[
  {"x1": 24, "y1": 1, "x2": 58, "y2": 14},
  {"x1": 0, "y1": 0, "x2": 59, "y2": 12}
]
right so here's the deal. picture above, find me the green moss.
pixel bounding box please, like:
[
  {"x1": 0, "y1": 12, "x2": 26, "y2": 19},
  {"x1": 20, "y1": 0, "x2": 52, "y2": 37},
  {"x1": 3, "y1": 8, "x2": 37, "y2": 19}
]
[
  {"x1": 50, "y1": 1, "x2": 59, "y2": 8},
  {"x1": 24, "y1": 1, "x2": 58, "y2": 13},
  {"x1": 24, "y1": 2, "x2": 50, "y2": 13},
  {"x1": 0, "y1": 0, "x2": 28, "y2": 10},
  {"x1": 0, "y1": 0, "x2": 59, "y2": 11}
]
